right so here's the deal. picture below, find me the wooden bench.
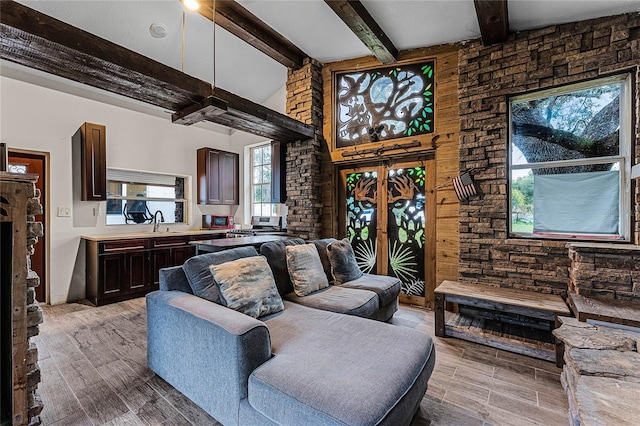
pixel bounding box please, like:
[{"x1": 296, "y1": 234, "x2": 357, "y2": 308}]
[
  {"x1": 435, "y1": 280, "x2": 570, "y2": 364},
  {"x1": 568, "y1": 293, "x2": 640, "y2": 329}
]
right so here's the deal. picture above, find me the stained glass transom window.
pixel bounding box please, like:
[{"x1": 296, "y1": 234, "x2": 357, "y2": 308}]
[{"x1": 335, "y1": 61, "x2": 435, "y2": 148}]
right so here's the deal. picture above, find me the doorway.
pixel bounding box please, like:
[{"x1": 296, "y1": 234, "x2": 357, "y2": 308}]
[
  {"x1": 8, "y1": 149, "x2": 49, "y2": 303},
  {"x1": 339, "y1": 157, "x2": 436, "y2": 307}
]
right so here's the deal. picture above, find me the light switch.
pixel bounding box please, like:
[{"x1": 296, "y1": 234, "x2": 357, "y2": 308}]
[{"x1": 57, "y1": 207, "x2": 71, "y2": 217}]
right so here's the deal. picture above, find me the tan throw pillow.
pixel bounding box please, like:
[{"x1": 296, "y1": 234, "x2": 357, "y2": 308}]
[
  {"x1": 210, "y1": 256, "x2": 284, "y2": 318},
  {"x1": 285, "y1": 244, "x2": 329, "y2": 296}
]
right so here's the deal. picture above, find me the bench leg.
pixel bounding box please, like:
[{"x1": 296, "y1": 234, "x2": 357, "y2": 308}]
[
  {"x1": 554, "y1": 316, "x2": 564, "y2": 368},
  {"x1": 435, "y1": 293, "x2": 445, "y2": 337}
]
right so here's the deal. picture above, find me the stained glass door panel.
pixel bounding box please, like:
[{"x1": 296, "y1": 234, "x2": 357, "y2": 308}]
[
  {"x1": 387, "y1": 166, "x2": 426, "y2": 298},
  {"x1": 345, "y1": 170, "x2": 378, "y2": 274}
]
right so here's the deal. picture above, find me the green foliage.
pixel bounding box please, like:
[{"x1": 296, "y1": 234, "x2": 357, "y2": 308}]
[
  {"x1": 346, "y1": 173, "x2": 361, "y2": 191},
  {"x1": 511, "y1": 172, "x2": 533, "y2": 214}
]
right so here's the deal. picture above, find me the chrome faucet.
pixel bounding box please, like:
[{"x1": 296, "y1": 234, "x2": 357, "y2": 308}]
[{"x1": 153, "y1": 210, "x2": 165, "y2": 232}]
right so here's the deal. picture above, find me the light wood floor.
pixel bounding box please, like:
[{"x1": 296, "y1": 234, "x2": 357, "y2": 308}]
[{"x1": 36, "y1": 299, "x2": 569, "y2": 425}]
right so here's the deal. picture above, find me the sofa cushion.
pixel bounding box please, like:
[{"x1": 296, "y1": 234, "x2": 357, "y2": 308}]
[
  {"x1": 284, "y1": 286, "x2": 378, "y2": 318},
  {"x1": 251, "y1": 302, "x2": 436, "y2": 426},
  {"x1": 210, "y1": 256, "x2": 284, "y2": 318},
  {"x1": 340, "y1": 273, "x2": 401, "y2": 307},
  {"x1": 285, "y1": 244, "x2": 329, "y2": 296},
  {"x1": 260, "y1": 238, "x2": 306, "y2": 296},
  {"x1": 310, "y1": 238, "x2": 337, "y2": 284},
  {"x1": 182, "y1": 246, "x2": 259, "y2": 304},
  {"x1": 326, "y1": 238, "x2": 363, "y2": 284}
]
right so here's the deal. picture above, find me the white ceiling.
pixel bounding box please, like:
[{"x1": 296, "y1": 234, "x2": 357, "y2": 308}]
[{"x1": 9, "y1": 0, "x2": 640, "y2": 110}]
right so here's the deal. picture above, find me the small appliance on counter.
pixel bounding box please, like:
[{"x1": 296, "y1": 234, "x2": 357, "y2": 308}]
[
  {"x1": 202, "y1": 214, "x2": 234, "y2": 230},
  {"x1": 226, "y1": 215, "x2": 287, "y2": 237}
]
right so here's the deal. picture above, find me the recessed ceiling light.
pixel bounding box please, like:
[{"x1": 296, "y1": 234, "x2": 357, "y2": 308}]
[
  {"x1": 149, "y1": 23, "x2": 168, "y2": 39},
  {"x1": 184, "y1": 0, "x2": 200, "y2": 11}
]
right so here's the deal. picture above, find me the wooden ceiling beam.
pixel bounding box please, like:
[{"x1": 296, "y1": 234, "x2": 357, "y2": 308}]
[
  {"x1": 0, "y1": 1, "x2": 313, "y2": 142},
  {"x1": 473, "y1": 0, "x2": 509, "y2": 45},
  {"x1": 193, "y1": 0, "x2": 308, "y2": 69},
  {"x1": 324, "y1": 0, "x2": 398, "y2": 64}
]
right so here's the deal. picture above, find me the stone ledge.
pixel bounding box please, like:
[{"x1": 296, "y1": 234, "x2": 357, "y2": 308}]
[{"x1": 554, "y1": 318, "x2": 640, "y2": 425}]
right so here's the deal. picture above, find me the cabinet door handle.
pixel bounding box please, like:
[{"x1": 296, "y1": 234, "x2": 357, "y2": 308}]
[{"x1": 104, "y1": 245, "x2": 146, "y2": 252}]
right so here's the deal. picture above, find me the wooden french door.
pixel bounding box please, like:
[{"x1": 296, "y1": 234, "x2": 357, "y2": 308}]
[
  {"x1": 339, "y1": 158, "x2": 436, "y2": 306},
  {"x1": 8, "y1": 150, "x2": 48, "y2": 303}
]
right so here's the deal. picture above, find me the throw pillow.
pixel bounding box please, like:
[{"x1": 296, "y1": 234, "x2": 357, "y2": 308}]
[
  {"x1": 183, "y1": 246, "x2": 259, "y2": 304},
  {"x1": 285, "y1": 244, "x2": 329, "y2": 296},
  {"x1": 210, "y1": 256, "x2": 284, "y2": 318},
  {"x1": 259, "y1": 238, "x2": 306, "y2": 295},
  {"x1": 326, "y1": 238, "x2": 363, "y2": 285}
]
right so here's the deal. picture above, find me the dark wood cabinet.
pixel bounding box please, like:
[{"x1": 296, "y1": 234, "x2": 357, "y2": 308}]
[
  {"x1": 72, "y1": 122, "x2": 106, "y2": 201},
  {"x1": 85, "y1": 233, "x2": 214, "y2": 306},
  {"x1": 197, "y1": 147, "x2": 239, "y2": 205},
  {"x1": 271, "y1": 141, "x2": 287, "y2": 203}
]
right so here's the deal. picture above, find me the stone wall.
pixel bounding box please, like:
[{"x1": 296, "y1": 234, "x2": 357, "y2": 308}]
[
  {"x1": 458, "y1": 12, "x2": 640, "y2": 294},
  {"x1": 285, "y1": 58, "x2": 325, "y2": 240},
  {"x1": 568, "y1": 243, "x2": 640, "y2": 301}
]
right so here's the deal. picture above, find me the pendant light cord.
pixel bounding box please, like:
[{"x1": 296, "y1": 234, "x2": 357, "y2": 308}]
[
  {"x1": 212, "y1": 0, "x2": 216, "y2": 93},
  {"x1": 181, "y1": 11, "x2": 185, "y2": 73}
]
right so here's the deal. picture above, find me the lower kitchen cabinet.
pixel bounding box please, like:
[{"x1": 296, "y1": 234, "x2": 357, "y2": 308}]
[{"x1": 85, "y1": 233, "x2": 216, "y2": 306}]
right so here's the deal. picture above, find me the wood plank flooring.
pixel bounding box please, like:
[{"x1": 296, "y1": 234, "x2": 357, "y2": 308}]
[{"x1": 36, "y1": 299, "x2": 569, "y2": 425}]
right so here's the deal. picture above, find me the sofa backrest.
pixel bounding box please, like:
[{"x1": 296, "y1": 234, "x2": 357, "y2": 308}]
[
  {"x1": 159, "y1": 266, "x2": 193, "y2": 293},
  {"x1": 311, "y1": 238, "x2": 338, "y2": 283},
  {"x1": 260, "y1": 238, "x2": 338, "y2": 295}
]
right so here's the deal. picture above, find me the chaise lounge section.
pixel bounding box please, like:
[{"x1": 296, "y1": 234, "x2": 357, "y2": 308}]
[{"x1": 147, "y1": 246, "x2": 435, "y2": 425}]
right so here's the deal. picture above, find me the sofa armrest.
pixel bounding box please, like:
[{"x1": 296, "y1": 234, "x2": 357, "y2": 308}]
[{"x1": 146, "y1": 290, "x2": 271, "y2": 425}]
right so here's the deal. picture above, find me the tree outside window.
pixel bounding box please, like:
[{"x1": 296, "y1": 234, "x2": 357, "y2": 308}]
[
  {"x1": 509, "y1": 74, "x2": 631, "y2": 240},
  {"x1": 251, "y1": 144, "x2": 276, "y2": 217}
]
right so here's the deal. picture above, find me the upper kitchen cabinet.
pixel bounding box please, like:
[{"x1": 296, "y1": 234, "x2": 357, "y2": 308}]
[
  {"x1": 197, "y1": 147, "x2": 239, "y2": 205},
  {"x1": 72, "y1": 122, "x2": 107, "y2": 201}
]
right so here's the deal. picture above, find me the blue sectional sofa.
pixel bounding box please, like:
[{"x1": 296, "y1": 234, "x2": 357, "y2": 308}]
[{"x1": 147, "y1": 245, "x2": 436, "y2": 425}]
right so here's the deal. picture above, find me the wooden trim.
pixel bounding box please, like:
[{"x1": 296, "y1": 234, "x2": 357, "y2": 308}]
[
  {"x1": 194, "y1": 0, "x2": 308, "y2": 69},
  {"x1": 7, "y1": 148, "x2": 50, "y2": 304},
  {"x1": 473, "y1": 0, "x2": 509, "y2": 45},
  {"x1": 324, "y1": 0, "x2": 398, "y2": 64},
  {"x1": 323, "y1": 51, "x2": 458, "y2": 163}
]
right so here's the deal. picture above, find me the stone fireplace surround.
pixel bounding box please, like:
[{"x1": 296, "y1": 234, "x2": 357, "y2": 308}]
[{"x1": 1, "y1": 172, "x2": 44, "y2": 426}]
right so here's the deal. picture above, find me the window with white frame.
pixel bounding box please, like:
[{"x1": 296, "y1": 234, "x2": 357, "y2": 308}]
[
  {"x1": 250, "y1": 144, "x2": 277, "y2": 216},
  {"x1": 509, "y1": 74, "x2": 631, "y2": 240}
]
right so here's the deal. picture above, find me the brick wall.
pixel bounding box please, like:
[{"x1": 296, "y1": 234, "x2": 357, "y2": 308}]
[
  {"x1": 568, "y1": 243, "x2": 640, "y2": 301},
  {"x1": 458, "y1": 12, "x2": 640, "y2": 295},
  {"x1": 285, "y1": 58, "x2": 325, "y2": 240}
]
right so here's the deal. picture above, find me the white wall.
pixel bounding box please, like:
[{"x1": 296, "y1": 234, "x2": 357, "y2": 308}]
[
  {"x1": 231, "y1": 85, "x2": 287, "y2": 224},
  {"x1": 0, "y1": 76, "x2": 239, "y2": 304}
]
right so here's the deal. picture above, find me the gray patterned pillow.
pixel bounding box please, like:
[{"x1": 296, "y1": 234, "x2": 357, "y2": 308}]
[
  {"x1": 285, "y1": 244, "x2": 329, "y2": 296},
  {"x1": 326, "y1": 238, "x2": 363, "y2": 285},
  {"x1": 210, "y1": 256, "x2": 284, "y2": 318}
]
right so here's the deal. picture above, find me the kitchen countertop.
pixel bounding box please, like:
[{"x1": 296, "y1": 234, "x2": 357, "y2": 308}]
[
  {"x1": 81, "y1": 229, "x2": 230, "y2": 242},
  {"x1": 190, "y1": 235, "x2": 291, "y2": 253}
]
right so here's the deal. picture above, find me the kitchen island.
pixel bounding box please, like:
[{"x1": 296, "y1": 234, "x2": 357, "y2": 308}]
[{"x1": 190, "y1": 235, "x2": 291, "y2": 254}]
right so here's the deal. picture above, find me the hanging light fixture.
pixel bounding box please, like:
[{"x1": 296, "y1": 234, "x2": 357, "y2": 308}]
[
  {"x1": 173, "y1": 0, "x2": 227, "y2": 125},
  {"x1": 183, "y1": 0, "x2": 200, "y2": 11}
]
